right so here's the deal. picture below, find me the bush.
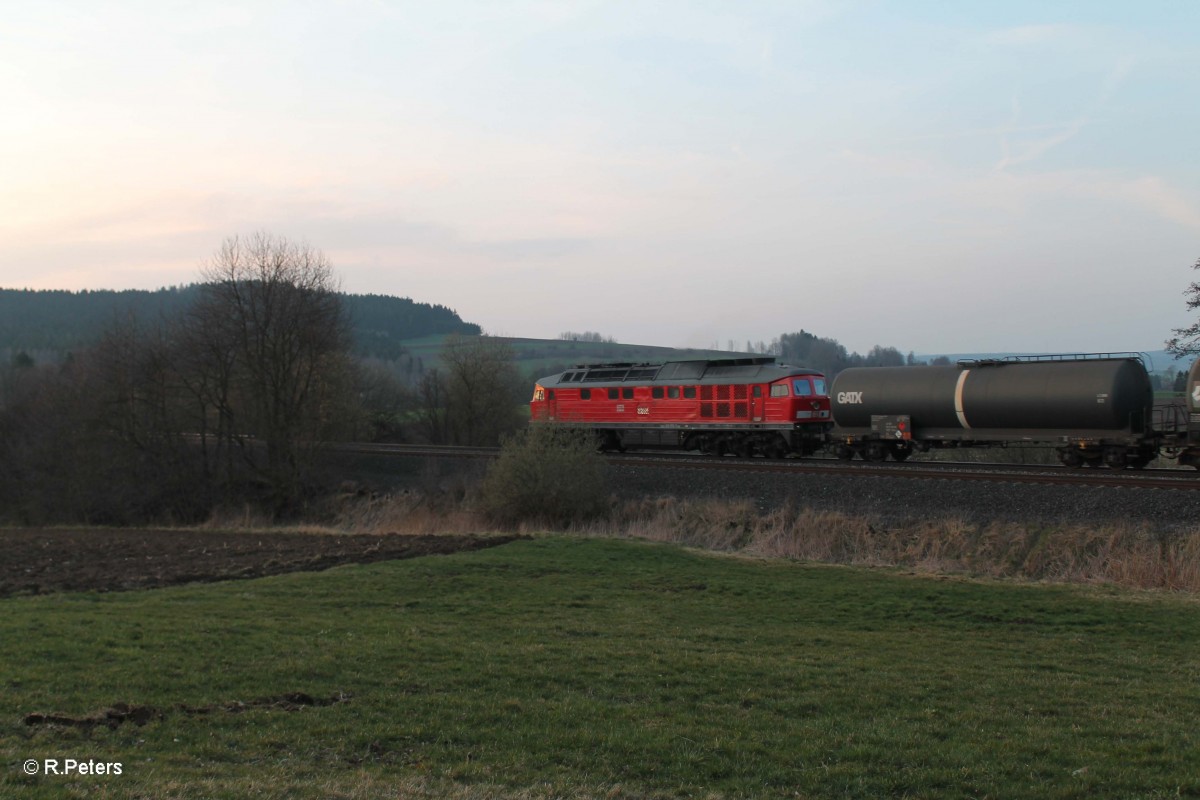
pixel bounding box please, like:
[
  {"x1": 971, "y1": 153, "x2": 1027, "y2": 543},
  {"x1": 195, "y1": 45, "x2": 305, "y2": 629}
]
[{"x1": 477, "y1": 426, "x2": 610, "y2": 528}]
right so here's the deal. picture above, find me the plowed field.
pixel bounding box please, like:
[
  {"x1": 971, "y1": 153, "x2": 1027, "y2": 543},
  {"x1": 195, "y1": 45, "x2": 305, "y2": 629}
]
[{"x1": 0, "y1": 529, "x2": 521, "y2": 597}]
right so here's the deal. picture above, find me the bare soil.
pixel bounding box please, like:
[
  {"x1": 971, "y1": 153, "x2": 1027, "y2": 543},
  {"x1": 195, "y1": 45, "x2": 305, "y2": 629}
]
[{"x1": 0, "y1": 529, "x2": 523, "y2": 597}]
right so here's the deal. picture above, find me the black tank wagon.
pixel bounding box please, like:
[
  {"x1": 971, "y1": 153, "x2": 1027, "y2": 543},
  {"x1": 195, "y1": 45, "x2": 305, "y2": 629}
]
[
  {"x1": 1184, "y1": 356, "x2": 1200, "y2": 467},
  {"x1": 829, "y1": 354, "x2": 1200, "y2": 469}
]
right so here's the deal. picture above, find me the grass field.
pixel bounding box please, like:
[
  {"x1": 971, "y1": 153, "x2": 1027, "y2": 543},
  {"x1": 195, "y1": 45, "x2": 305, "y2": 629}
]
[{"x1": 3, "y1": 536, "x2": 1198, "y2": 799}]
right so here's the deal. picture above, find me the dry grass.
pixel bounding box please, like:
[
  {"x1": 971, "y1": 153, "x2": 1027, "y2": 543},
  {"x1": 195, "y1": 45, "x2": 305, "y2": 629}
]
[
  {"x1": 586, "y1": 497, "x2": 1200, "y2": 592},
  {"x1": 210, "y1": 487, "x2": 1200, "y2": 594}
]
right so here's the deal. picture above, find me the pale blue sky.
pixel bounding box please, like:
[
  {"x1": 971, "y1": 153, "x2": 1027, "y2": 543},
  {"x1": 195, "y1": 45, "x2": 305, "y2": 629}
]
[{"x1": 2, "y1": 1, "x2": 1198, "y2": 354}]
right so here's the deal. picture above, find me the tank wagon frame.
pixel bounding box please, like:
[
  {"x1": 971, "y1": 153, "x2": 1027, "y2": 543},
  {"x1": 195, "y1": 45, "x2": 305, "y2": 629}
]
[
  {"x1": 531, "y1": 357, "x2": 831, "y2": 457},
  {"x1": 829, "y1": 353, "x2": 1200, "y2": 469}
]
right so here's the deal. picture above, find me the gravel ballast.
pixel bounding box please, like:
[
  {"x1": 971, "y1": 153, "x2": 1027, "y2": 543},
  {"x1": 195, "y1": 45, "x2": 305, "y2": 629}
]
[{"x1": 608, "y1": 462, "x2": 1200, "y2": 531}]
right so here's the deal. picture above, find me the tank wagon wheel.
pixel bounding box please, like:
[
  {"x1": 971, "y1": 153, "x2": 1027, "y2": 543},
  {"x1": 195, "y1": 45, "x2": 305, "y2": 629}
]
[
  {"x1": 834, "y1": 445, "x2": 854, "y2": 461},
  {"x1": 1057, "y1": 449, "x2": 1083, "y2": 468},
  {"x1": 863, "y1": 442, "x2": 888, "y2": 462},
  {"x1": 890, "y1": 447, "x2": 912, "y2": 462},
  {"x1": 1103, "y1": 447, "x2": 1128, "y2": 470}
]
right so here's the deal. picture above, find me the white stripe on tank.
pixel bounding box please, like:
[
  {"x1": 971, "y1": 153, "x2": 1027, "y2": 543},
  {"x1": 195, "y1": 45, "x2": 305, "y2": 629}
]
[{"x1": 954, "y1": 369, "x2": 971, "y2": 429}]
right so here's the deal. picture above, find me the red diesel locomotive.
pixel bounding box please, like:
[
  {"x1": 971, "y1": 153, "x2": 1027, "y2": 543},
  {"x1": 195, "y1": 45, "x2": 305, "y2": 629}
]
[{"x1": 530, "y1": 357, "x2": 831, "y2": 456}]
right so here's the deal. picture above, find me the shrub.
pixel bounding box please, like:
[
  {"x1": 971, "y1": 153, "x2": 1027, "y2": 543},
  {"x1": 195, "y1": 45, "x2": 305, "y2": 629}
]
[{"x1": 477, "y1": 426, "x2": 609, "y2": 528}]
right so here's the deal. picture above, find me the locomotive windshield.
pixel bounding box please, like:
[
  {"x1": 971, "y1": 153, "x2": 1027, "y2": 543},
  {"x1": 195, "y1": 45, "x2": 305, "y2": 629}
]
[
  {"x1": 793, "y1": 379, "x2": 811, "y2": 396},
  {"x1": 812, "y1": 378, "x2": 827, "y2": 395}
]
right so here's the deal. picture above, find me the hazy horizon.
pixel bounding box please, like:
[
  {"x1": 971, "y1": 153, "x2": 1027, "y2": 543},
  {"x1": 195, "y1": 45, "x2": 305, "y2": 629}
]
[{"x1": 4, "y1": 1, "x2": 1199, "y2": 355}]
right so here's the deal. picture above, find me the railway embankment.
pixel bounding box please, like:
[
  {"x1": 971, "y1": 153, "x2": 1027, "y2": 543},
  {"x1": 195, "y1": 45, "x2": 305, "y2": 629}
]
[{"x1": 606, "y1": 460, "x2": 1200, "y2": 531}]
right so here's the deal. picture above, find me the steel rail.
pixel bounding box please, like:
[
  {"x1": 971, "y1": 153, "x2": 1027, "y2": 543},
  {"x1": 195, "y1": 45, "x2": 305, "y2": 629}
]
[{"x1": 326, "y1": 442, "x2": 1200, "y2": 490}]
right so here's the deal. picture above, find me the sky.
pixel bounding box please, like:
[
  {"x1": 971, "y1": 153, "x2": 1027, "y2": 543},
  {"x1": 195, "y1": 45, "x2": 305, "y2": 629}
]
[{"x1": 2, "y1": 1, "x2": 1199, "y2": 356}]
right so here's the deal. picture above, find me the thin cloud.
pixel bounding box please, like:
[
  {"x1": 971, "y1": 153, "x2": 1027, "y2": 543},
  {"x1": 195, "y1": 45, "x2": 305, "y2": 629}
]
[
  {"x1": 994, "y1": 119, "x2": 1087, "y2": 172},
  {"x1": 1125, "y1": 176, "x2": 1200, "y2": 231},
  {"x1": 982, "y1": 24, "x2": 1080, "y2": 47}
]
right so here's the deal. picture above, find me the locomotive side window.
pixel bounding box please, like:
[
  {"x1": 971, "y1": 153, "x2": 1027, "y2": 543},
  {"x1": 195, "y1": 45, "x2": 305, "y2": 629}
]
[
  {"x1": 669, "y1": 387, "x2": 680, "y2": 399},
  {"x1": 683, "y1": 387, "x2": 696, "y2": 399},
  {"x1": 622, "y1": 388, "x2": 634, "y2": 399},
  {"x1": 652, "y1": 387, "x2": 664, "y2": 399},
  {"x1": 770, "y1": 384, "x2": 789, "y2": 397},
  {"x1": 580, "y1": 389, "x2": 591, "y2": 400},
  {"x1": 793, "y1": 379, "x2": 811, "y2": 396},
  {"x1": 608, "y1": 388, "x2": 619, "y2": 400},
  {"x1": 548, "y1": 390, "x2": 554, "y2": 399},
  {"x1": 753, "y1": 386, "x2": 762, "y2": 397},
  {"x1": 812, "y1": 378, "x2": 827, "y2": 395}
]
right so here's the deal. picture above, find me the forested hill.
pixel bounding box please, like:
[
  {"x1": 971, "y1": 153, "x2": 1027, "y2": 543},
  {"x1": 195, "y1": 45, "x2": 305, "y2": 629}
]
[{"x1": 0, "y1": 287, "x2": 480, "y2": 359}]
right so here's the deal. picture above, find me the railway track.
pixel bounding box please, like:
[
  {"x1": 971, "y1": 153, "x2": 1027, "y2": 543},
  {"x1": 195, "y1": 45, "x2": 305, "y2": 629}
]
[{"x1": 328, "y1": 442, "x2": 1200, "y2": 491}]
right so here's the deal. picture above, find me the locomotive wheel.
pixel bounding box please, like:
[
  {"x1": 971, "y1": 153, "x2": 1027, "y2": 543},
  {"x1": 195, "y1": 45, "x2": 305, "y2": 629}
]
[{"x1": 595, "y1": 432, "x2": 619, "y2": 452}]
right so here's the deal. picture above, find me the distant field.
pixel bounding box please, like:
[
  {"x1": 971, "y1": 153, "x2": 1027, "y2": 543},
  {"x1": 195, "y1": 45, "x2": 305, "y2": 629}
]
[
  {"x1": 3, "y1": 537, "x2": 1196, "y2": 799},
  {"x1": 401, "y1": 334, "x2": 750, "y2": 379}
]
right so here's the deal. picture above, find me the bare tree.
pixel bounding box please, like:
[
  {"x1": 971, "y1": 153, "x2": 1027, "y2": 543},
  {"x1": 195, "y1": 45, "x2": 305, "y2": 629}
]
[
  {"x1": 439, "y1": 334, "x2": 526, "y2": 446},
  {"x1": 349, "y1": 360, "x2": 414, "y2": 443},
  {"x1": 1167, "y1": 256, "x2": 1200, "y2": 357},
  {"x1": 415, "y1": 368, "x2": 451, "y2": 444},
  {"x1": 189, "y1": 232, "x2": 352, "y2": 511}
]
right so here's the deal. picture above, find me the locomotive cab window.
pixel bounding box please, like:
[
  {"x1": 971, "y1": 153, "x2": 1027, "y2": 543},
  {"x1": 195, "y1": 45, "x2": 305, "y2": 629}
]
[
  {"x1": 533, "y1": 388, "x2": 545, "y2": 401},
  {"x1": 793, "y1": 379, "x2": 811, "y2": 396},
  {"x1": 770, "y1": 384, "x2": 789, "y2": 397}
]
